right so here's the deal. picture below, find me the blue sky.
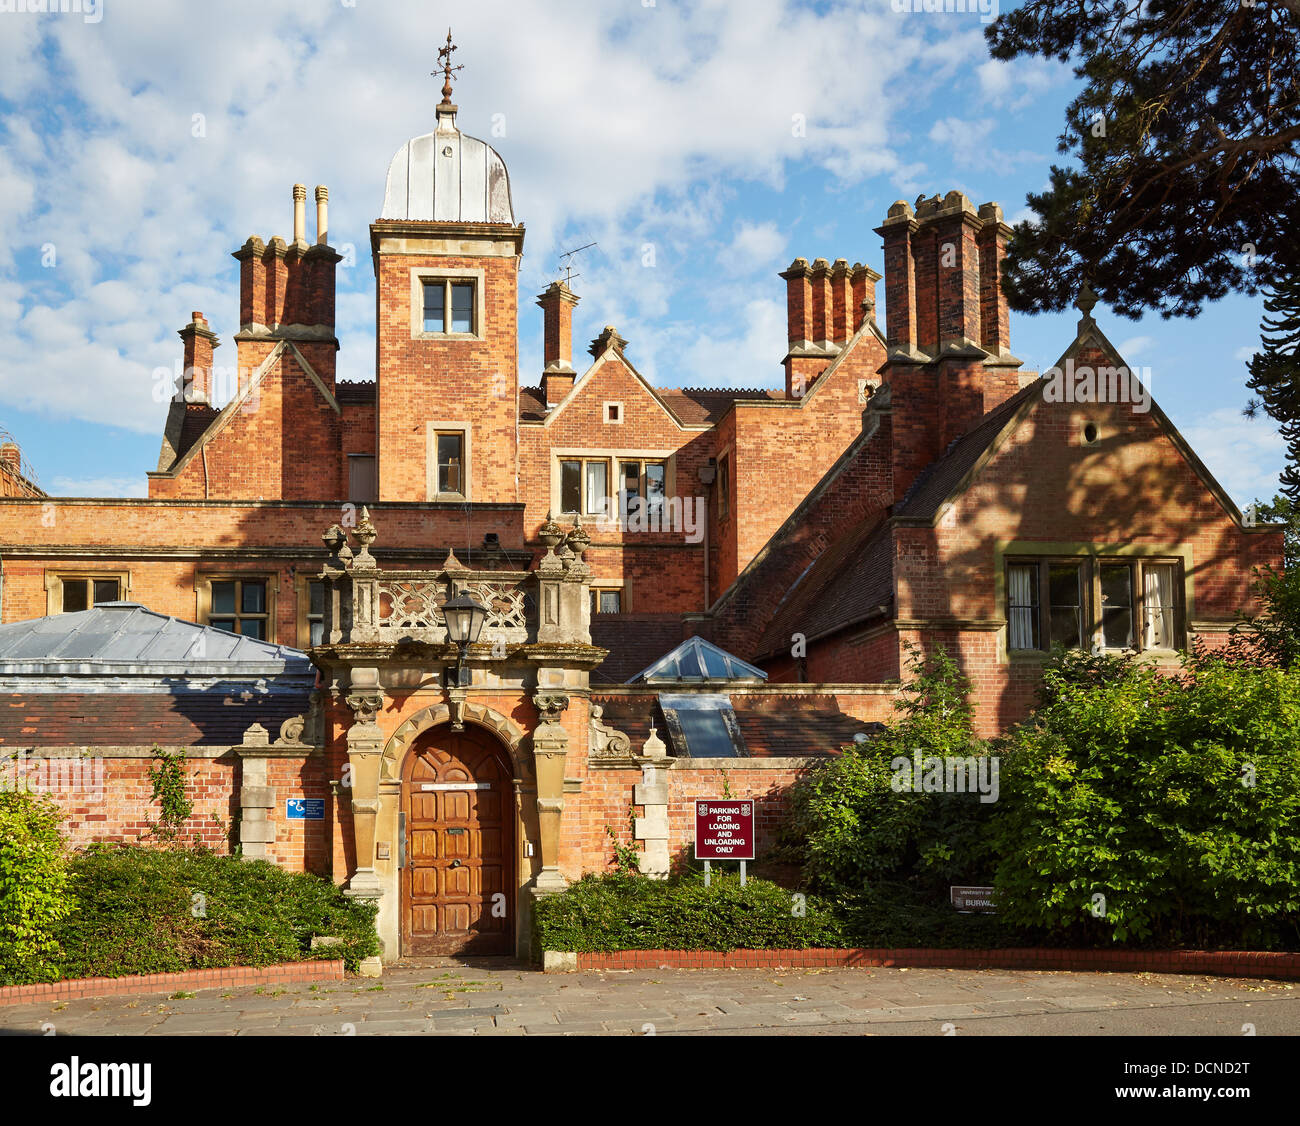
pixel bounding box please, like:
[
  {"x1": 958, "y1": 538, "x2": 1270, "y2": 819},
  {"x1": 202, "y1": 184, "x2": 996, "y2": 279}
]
[{"x1": 0, "y1": 0, "x2": 1284, "y2": 504}]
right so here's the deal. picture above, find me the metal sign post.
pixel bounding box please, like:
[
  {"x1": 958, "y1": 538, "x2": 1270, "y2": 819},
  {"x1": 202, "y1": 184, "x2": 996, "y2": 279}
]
[{"x1": 703, "y1": 860, "x2": 711, "y2": 888}]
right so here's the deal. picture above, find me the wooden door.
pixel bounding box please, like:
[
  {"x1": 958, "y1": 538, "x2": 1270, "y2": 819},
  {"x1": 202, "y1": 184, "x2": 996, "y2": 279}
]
[{"x1": 401, "y1": 726, "x2": 514, "y2": 955}]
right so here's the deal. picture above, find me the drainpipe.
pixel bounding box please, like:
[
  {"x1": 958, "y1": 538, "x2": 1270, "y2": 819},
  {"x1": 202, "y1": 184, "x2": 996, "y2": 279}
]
[{"x1": 698, "y1": 460, "x2": 717, "y2": 611}]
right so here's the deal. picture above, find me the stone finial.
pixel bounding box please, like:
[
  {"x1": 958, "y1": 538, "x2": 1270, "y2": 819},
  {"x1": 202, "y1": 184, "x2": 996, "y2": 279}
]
[
  {"x1": 642, "y1": 723, "x2": 667, "y2": 760},
  {"x1": 1075, "y1": 282, "x2": 1099, "y2": 320},
  {"x1": 441, "y1": 547, "x2": 469, "y2": 572},
  {"x1": 566, "y1": 514, "x2": 590, "y2": 561},
  {"x1": 241, "y1": 722, "x2": 270, "y2": 747},
  {"x1": 351, "y1": 506, "x2": 377, "y2": 570},
  {"x1": 588, "y1": 325, "x2": 628, "y2": 359}
]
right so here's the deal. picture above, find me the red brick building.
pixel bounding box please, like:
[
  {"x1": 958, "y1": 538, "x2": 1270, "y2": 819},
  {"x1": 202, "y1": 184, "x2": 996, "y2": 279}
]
[{"x1": 0, "y1": 79, "x2": 1281, "y2": 959}]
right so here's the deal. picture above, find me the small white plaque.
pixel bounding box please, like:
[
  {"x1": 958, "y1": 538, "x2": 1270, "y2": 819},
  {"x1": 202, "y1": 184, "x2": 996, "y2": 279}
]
[{"x1": 420, "y1": 782, "x2": 491, "y2": 791}]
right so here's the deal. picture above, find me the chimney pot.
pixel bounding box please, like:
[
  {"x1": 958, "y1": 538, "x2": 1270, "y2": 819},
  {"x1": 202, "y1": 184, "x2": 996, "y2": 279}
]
[
  {"x1": 292, "y1": 183, "x2": 307, "y2": 245},
  {"x1": 315, "y1": 185, "x2": 329, "y2": 245}
]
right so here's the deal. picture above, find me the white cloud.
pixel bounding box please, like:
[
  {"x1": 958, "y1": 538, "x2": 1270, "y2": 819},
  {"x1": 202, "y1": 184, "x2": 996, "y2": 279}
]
[
  {"x1": 1179, "y1": 408, "x2": 1286, "y2": 506},
  {"x1": 727, "y1": 221, "x2": 787, "y2": 275},
  {"x1": 1118, "y1": 335, "x2": 1154, "y2": 359},
  {"x1": 49, "y1": 475, "x2": 149, "y2": 499}
]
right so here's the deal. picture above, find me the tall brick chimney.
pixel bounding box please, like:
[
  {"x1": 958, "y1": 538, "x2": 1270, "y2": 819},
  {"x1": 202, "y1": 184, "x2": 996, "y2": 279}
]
[
  {"x1": 231, "y1": 183, "x2": 342, "y2": 388},
  {"x1": 537, "y1": 280, "x2": 579, "y2": 407},
  {"x1": 0, "y1": 442, "x2": 19, "y2": 472},
  {"x1": 876, "y1": 191, "x2": 1022, "y2": 504},
  {"x1": 178, "y1": 311, "x2": 219, "y2": 404}
]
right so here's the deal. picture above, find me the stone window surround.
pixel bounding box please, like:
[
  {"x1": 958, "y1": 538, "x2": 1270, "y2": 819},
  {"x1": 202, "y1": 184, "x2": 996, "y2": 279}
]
[
  {"x1": 603, "y1": 401, "x2": 623, "y2": 424},
  {"x1": 715, "y1": 446, "x2": 733, "y2": 522},
  {"x1": 409, "y1": 266, "x2": 487, "y2": 341},
  {"x1": 195, "y1": 572, "x2": 278, "y2": 643},
  {"x1": 995, "y1": 540, "x2": 1193, "y2": 663},
  {"x1": 44, "y1": 569, "x2": 131, "y2": 616},
  {"x1": 550, "y1": 446, "x2": 677, "y2": 520},
  {"x1": 426, "y1": 421, "x2": 473, "y2": 501}
]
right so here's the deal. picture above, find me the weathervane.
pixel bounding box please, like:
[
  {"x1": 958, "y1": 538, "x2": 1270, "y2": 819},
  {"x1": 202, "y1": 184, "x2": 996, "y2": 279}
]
[
  {"x1": 557, "y1": 241, "x2": 597, "y2": 286},
  {"x1": 434, "y1": 28, "x2": 463, "y2": 106}
]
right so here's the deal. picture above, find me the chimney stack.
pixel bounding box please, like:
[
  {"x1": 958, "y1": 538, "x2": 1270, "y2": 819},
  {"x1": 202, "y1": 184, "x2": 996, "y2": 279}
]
[
  {"x1": 0, "y1": 442, "x2": 19, "y2": 472},
  {"x1": 315, "y1": 185, "x2": 329, "y2": 246},
  {"x1": 178, "y1": 311, "x2": 219, "y2": 404},
  {"x1": 977, "y1": 202, "x2": 1012, "y2": 359},
  {"x1": 292, "y1": 183, "x2": 307, "y2": 246},
  {"x1": 537, "y1": 280, "x2": 579, "y2": 408},
  {"x1": 850, "y1": 263, "x2": 881, "y2": 333}
]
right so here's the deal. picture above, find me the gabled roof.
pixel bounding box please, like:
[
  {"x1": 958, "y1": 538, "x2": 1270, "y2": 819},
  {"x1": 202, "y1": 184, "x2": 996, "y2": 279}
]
[
  {"x1": 754, "y1": 518, "x2": 894, "y2": 658},
  {"x1": 0, "y1": 603, "x2": 312, "y2": 677},
  {"x1": 626, "y1": 635, "x2": 768, "y2": 684},
  {"x1": 153, "y1": 340, "x2": 340, "y2": 478}
]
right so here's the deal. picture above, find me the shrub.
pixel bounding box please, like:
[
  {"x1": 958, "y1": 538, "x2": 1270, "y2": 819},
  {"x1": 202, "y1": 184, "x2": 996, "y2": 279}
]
[
  {"x1": 533, "y1": 871, "x2": 850, "y2": 952},
  {"x1": 989, "y1": 656, "x2": 1300, "y2": 947},
  {"x1": 0, "y1": 790, "x2": 75, "y2": 985},
  {"x1": 787, "y1": 645, "x2": 995, "y2": 898},
  {"x1": 49, "y1": 846, "x2": 379, "y2": 980}
]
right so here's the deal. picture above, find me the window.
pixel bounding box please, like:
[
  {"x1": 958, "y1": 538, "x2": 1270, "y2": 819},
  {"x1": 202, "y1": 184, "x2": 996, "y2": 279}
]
[
  {"x1": 348, "y1": 455, "x2": 376, "y2": 504},
  {"x1": 591, "y1": 588, "x2": 622, "y2": 615},
  {"x1": 717, "y1": 455, "x2": 731, "y2": 520},
  {"x1": 1006, "y1": 557, "x2": 1182, "y2": 655},
  {"x1": 307, "y1": 580, "x2": 325, "y2": 647},
  {"x1": 206, "y1": 578, "x2": 269, "y2": 640},
  {"x1": 436, "y1": 432, "x2": 464, "y2": 495},
  {"x1": 1144, "y1": 563, "x2": 1178, "y2": 649},
  {"x1": 603, "y1": 402, "x2": 623, "y2": 424},
  {"x1": 618, "y1": 459, "x2": 665, "y2": 518},
  {"x1": 59, "y1": 576, "x2": 121, "y2": 613},
  {"x1": 421, "y1": 279, "x2": 476, "y2": 335},
  {"x1": 560, "y1": 457, "x2": 610, "y2": 516},
  {"x1": 1099, "y1": 564, "x2": 1133, "y2": 650}
]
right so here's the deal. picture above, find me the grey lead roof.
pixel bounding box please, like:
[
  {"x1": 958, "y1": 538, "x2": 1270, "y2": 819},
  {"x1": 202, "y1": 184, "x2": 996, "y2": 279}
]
[{"x1": 0, "y1": 603, "x2": 313, "y2": 676}]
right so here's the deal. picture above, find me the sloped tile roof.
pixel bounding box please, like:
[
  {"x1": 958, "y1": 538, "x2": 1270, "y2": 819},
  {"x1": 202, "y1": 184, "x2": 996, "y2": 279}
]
[
  {"x1": 336, "y1": 380, "x2": 377, "y2": 404},
  {"x1": 590, "y1": 616, "x2": 688, "y2": 684},
  {"x1": 754, "y1": 518, "x2": 894, "y2": 658},
  {"x1": 175, "y1": 403, "x2": 220, "y2": 460},
  {"x1": 590, "y1": 690, "x2": 880, "y2": 758}
]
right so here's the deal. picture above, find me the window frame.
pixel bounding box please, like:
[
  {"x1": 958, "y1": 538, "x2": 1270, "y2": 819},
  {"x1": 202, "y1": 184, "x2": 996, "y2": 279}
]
[
  {"x1": 1004, "y1": 555, "x2": 1185, "y2": 657},
  {"x1": 717, "y1": 452, "x2": 731, "y2": 521},
  {"x1": 45, "y1": 571, "x2": 129, "y2": 615},
  {"x1": 590, "y1": 581, "x2": 627, "y2": 616},
  {"x1": 196, "y1": 574, "x2": 275, "y2": 642},
  {"x1": 558, "y1": 456, "x2": 611, "y2": 517},
  {"x1": 424, "y1": 421, "x2": 472, "y2": 501},
  {"x1": 296, "y1": 575, "x2": 327, "y2": 648},
  {"x1": 409, "y1": 267, "x2": 486, "y2": 341}
]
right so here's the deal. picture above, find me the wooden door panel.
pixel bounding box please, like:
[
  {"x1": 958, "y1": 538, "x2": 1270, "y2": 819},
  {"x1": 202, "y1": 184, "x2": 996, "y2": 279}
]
[{"x1": 401, "y1": 727, "x2": 514, "y2": 956}]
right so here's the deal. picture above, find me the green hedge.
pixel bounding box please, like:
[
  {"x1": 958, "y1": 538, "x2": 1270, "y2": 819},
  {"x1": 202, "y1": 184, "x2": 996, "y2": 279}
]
[
  {"x1": 532, "y1": 871, "x2": 1023, "y2": 953},
  {"x1": 0, "y1": 843, "x2": 379, "y2": 986}
]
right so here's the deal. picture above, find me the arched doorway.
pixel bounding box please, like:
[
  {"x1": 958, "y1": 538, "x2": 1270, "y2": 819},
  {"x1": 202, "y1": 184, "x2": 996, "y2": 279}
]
[{"x1": 400, "y1": 724, "x2": 515, "y2": 955}]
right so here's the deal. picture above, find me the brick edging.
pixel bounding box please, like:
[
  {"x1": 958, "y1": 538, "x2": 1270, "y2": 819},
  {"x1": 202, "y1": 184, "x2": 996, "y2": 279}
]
[
  {"x1": 564, "y1": 947, "x2": 1300, "y2": 980},
  {"x1": 0, "y1": 959, "x2": 347, "y2": 1006}
]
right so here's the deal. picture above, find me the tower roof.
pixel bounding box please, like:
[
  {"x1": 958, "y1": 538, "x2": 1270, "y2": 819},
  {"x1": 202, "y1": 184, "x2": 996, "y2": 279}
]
[{"x1": 381, "y1": 34, "x2": 514, "y2": 224}]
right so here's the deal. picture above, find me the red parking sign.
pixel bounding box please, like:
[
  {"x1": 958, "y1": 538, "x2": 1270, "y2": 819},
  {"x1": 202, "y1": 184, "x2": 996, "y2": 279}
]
[{"x1": 694, "y1": 799, "x2": 755, "y2": 860}]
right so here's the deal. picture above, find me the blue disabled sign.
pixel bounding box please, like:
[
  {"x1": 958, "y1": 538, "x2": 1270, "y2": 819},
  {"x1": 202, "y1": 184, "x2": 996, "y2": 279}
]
[{"x1": 286, "y1": 798, "x2": 325, "y2": 821}]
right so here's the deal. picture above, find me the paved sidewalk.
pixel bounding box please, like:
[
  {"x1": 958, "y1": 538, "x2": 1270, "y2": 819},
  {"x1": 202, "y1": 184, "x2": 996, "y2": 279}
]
[{"x1": 2, "y1": 960, "x2": 1296, "y2": 1036}]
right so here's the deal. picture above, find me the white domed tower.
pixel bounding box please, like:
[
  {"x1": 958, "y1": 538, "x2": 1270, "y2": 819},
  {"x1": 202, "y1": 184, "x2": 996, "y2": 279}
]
[{"x1": 371, "y1": 33, "x2": 525, "y2": 503}]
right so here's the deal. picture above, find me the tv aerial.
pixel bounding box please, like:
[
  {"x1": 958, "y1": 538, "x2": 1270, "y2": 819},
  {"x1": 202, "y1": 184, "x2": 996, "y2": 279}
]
[{"x1": 556, "y1": 241, "x2": 596, "y2": 286}]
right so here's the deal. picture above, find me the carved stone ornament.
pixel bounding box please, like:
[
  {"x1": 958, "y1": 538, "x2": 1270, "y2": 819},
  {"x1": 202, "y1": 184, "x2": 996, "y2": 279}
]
[
  {"x1": 532, "y1": 693, "x2": 570, "y2": 723},
  {"x1": 565, "y1": 515, "x2": 590, "y2": 562},
  {"x1": 345, "y1": 691, "x2": 384, "y2": 725},
  {"x1": 589, "y1": 704, "x2": 634, "y2": 761},
  {"x1": 351, "y1": 506, "x2": 378, "y2": 570},
  {"x1": 447, "y1": 687, "x2": 467, "y2": 732}
]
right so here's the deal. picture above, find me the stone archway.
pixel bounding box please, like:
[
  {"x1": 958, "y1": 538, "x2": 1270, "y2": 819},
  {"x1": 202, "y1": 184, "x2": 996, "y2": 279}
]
[{"x1": 379, "y1": 702, "x2": 527, "y2": 785}]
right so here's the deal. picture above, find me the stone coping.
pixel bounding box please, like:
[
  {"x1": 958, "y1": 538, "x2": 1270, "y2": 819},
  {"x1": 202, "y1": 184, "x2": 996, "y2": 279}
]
[
  {"x1": 0, "y1": 959, "x2": 346, "y2": 1006},
  {"x1": 545, "y1": 947, "x2": 1300, "y2": 980}
]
